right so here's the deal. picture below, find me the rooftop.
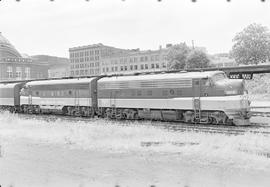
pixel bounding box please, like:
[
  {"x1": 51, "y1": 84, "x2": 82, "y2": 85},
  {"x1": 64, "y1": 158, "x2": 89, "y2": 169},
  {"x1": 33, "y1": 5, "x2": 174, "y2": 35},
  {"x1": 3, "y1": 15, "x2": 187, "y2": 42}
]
[{"x1": 0, "y1": 32, "x2": 22, "y2": 58}]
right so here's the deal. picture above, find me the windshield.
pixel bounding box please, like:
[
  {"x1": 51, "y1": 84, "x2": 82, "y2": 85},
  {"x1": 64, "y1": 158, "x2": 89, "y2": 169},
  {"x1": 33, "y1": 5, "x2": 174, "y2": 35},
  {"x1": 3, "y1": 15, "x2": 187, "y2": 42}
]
[{"x1": 212, "y1": 73, "x2": 227, "y2": 82}]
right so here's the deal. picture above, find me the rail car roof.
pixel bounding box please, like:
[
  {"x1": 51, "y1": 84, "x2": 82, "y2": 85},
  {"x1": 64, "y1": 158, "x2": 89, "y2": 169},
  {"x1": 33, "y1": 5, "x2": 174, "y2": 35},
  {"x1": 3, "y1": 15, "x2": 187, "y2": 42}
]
[
  {"x1": 0, "y1": 82, "x2": 25, "y2": 89},
  {"x1": 25, "y1": 78, "x2": 97, "y2": 86},
  {"x1": 98, "y1": 71, "x2": 224, "y2": 82}
]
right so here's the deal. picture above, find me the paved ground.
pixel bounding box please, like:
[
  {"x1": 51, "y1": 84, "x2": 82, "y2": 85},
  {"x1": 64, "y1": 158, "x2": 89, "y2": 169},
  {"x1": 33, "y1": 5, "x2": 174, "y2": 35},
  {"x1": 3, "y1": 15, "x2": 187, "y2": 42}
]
[
  {"x1": 0, "y1": 111, "x2": 270, "y2": 187},
  {"x1": 1, "y1": 138, "x2": 270, "y2": 187}
]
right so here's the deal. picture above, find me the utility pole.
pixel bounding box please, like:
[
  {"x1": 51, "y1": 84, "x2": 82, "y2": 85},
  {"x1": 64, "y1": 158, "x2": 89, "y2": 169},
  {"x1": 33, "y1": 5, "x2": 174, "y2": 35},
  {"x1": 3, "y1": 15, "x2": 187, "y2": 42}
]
[{"x1": 192, "y1": 40, "x2": 195, "y2": 50}]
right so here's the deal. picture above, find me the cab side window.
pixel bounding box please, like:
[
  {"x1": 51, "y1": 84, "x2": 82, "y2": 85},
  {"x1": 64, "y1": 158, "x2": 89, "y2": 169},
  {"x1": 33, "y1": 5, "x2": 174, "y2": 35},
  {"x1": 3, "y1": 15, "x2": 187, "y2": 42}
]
[
  {"x1": 202, "y1": 78, "x2": 211, "y2": 86},
  {"x1": 194, "y1": 80, "x2": 200, "y2": 86}
]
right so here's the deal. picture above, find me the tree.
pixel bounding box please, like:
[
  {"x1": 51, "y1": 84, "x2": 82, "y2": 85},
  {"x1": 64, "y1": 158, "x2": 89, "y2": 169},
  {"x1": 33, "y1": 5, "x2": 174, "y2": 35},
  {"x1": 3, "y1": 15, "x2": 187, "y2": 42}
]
[
  {"x1": 186, "y1": 49, "x2": 210, "y2": 69},
  {"x1": 167, "y1": 43, "x2": 190, "y2": 70},
  {"x1": 231, "y1": 23, "x2": 270, "y2": 65}
]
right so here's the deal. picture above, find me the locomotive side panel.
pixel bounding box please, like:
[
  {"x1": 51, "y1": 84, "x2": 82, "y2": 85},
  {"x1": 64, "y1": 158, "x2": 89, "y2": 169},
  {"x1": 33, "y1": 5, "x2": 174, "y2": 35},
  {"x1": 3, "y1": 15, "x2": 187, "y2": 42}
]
[
  {"x1": 21, "y1": 83, "x2": 92, "y2": 106},
  {"x1": 20, "y1": 78, "x2": 97, "y2": 115},
  {"x1": 0, "y1": 82, "x2": 25, "y2": 111},
  {"x1": 97, "y1": 71, "x2": 250, "y2": 125},
  {"x1": 0, "y1": 84, "x2": 15, "y2": 106}
]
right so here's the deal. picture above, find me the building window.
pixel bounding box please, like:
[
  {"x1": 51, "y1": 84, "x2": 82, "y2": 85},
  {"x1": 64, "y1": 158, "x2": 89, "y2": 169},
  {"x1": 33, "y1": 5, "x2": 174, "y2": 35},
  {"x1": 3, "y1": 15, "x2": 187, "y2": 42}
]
[
  {"x1": 141, "y1": 64, "x2": 144, "y2": 70},
  {"x1": 145, "y1": 64, "x2": 148, "y2": 69},
  {"x1": 140, "y1": 57, "x2": 144, "y2": 62},
  {"x1": 130, "y1": 65, "x2": 133, "y2": 70},
  {"x1": 134, "y1": 57, "x2": 137, "y2": 62},
  {"x1": 16, "y1": 67, "x2": 22, "y2": 79},
  {"x1": 156, "y1": 63, "x2": 160, "y2": 68},
  {"x1": 124, "y1": 66, "x2": 127, "y2": 71},
  {"x1": 7, "y1": 66, "x2": 13, "y2": 78},
  {"x1": 120, "y1": 66, "x2": 123, "y2": 71},
  {"x1": 115, "y1": 66, "x2": 118, "y2": 71},
  {"x1": 25, "y1": 67, "x2": 30, "y2": 79},
  {"x1": 145, "y1": 56, "x2": 148, "y2": 61},
  {"x1": 151, "y1": 64, "x2": 155, "y2": 69},
  {"x1": 162, "y1": 63, "x2": 166, "y2": 68}
]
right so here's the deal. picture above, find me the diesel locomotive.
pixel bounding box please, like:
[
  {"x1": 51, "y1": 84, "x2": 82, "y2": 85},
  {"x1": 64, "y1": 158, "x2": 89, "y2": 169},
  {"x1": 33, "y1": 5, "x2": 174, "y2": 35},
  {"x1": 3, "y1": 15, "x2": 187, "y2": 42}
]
[{"x1": 0, "y1": 71, "x2": 251, "y2": 125}]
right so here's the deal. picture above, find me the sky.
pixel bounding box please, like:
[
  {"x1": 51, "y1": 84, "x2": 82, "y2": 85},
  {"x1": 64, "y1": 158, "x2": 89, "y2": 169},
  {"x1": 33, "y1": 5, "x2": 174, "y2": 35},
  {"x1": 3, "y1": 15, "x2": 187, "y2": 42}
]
[{"x1": 0, "y1": 0, "x2": 269, "y2": 58}]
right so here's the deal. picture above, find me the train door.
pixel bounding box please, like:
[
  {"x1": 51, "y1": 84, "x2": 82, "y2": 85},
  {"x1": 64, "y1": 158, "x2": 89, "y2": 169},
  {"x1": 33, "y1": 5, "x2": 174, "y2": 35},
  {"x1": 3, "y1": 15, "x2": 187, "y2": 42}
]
[
  {"x1": 192, "y1": 79, "x2": 201, "y2": 121},
  {"x1": 200, "y1": 78, "x2": 212, "y2": 97},
  {"x1": 28, "y1": 86, "x2": 32, "y2": 105},
  {"x1": 193, "y1": 79, "x2": 201, "y2": 97},
  {"x1": 74, "y1": 89, "x2": 80, "y2": 106},
  {"x1": 110, "y1": 90, "x2": 117, "y2": 108},
  {"x1": 90, "y1": 79, "x2": 98, "y2": 108}
]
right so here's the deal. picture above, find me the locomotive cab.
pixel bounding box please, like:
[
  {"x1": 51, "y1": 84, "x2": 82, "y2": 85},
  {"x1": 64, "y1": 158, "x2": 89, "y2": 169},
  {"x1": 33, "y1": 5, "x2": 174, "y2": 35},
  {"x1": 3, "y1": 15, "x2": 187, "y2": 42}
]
[
  {"x1": 209, "y1": 72, "x2": 250, "y2": 124},
  {"x1": 191, "y1": 72, "x2": 243, "y2": 98}
]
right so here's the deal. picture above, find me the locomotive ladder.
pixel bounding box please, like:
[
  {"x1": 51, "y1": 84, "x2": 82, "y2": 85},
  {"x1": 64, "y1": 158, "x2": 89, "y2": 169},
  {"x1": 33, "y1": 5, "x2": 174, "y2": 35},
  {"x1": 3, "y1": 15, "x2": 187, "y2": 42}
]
[{"x1": 193, "y1": 97, "x2": 201, "y2": 122}]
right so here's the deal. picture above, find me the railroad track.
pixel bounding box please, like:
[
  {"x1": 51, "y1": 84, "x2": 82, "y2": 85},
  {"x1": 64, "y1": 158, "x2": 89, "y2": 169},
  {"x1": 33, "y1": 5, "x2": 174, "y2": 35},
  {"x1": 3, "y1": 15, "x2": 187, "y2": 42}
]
[
  {"x1": 14, "y1": 113, "x2": 270, "y2": 136},
  {"x1": 250, "y1": 105, "x2": 270, "y2": 117}
]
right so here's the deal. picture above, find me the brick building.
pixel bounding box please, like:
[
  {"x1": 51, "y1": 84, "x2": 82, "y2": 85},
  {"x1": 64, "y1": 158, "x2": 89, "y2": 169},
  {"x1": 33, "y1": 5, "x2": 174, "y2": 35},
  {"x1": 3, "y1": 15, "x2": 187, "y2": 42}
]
[
  {"x1": 69, "y1": 43, "x2": 128, "y2": 77},
  {"x1": 0, "y1": 32, "x2": 48, "y2": 81},
  {"x1": 69, "y1": 43, "x2": 171, "y2": 76},
  {"x1": 100, "y1": 47, "x2": 169, "y2": 75}
]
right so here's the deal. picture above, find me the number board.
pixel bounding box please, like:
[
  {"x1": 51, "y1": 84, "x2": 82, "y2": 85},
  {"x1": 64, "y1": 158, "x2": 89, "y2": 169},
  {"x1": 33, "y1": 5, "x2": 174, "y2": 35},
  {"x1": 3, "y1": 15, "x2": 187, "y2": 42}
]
[{"x1": 229, "y1": 73, "x2": 253, "y2": 80}]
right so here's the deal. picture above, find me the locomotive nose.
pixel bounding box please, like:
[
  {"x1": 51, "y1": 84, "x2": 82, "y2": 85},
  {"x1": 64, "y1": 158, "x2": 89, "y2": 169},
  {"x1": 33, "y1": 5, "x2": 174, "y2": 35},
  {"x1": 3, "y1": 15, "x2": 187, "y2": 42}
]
[{"x1": 224, "y1": 79, "x2": 245, "y2": 95}]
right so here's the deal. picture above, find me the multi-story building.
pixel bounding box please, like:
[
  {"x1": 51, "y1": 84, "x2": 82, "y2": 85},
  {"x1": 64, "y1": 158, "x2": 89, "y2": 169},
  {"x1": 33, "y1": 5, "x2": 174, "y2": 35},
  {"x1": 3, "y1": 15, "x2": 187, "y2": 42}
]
[
  {"x1": 0, "y1": 32, "x2": 48, "y2": 81},
  {"x1": 100, "y1": 47, "x2": 169, "y2": 75},
  {"x1": 69, "y1": 43, "x2": 128, "y2": 77},
  {"x1": 69, "y1": 43, "x2": 171, "y2": 76},
  {"x1": 32, "y1": 55, "x2": 70, "y2": 78}
]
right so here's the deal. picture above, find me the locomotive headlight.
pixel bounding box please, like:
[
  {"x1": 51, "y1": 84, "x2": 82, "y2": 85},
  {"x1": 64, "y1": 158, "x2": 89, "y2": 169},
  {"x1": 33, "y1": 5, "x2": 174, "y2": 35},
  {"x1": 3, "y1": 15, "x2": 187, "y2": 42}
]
[{"x1": 225, "y1": 90, "x2": 238, "y2": 95}]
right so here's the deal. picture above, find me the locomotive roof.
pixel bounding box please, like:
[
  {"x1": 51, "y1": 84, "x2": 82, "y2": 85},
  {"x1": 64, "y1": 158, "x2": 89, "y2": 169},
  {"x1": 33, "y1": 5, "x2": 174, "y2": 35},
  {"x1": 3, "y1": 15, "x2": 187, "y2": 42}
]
[
  {"x1": 25, "y1": 77, "x2": 96, "y2": 86},
  {"x1": 99, "y1": 71, "x2": 224, "y2": 82}
]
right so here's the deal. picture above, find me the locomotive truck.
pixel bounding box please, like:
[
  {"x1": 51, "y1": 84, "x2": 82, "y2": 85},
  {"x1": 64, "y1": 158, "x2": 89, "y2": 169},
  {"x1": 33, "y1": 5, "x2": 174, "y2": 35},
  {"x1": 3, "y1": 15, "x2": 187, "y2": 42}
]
[{"x1": 0, "y1": 71, "x2": 251, "y2": 125}]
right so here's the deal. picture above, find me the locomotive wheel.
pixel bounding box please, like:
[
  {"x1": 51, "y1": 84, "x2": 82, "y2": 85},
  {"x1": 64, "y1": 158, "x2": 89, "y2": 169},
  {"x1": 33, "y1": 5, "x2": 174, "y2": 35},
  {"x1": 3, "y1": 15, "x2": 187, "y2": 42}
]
[
  {"x1": 211, "y1": 117, "x2": 219, "y2": 125},
  {"x1": 133, "y1": 113, "x2": 139, "y2": 120},
  {"x1": 225, "y1": 117, "x2": 234, "y2": 126}
]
